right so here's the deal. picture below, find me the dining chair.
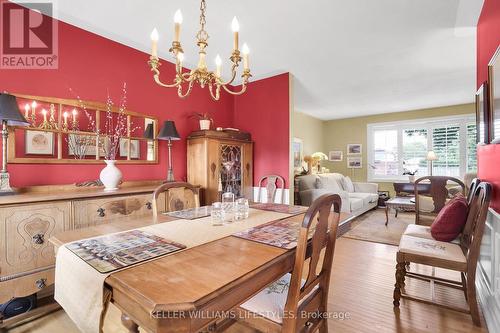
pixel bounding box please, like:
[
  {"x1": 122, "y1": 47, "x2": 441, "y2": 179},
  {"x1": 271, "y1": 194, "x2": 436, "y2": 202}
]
[
  {"x1": 257, "y1": 175, "x2": 285, "y2": 204},
  {"x1": 152, "y1": 182, "x2": 200, "y2": 218},
  {"x1": 393, "y1": 182, "x2": 492, "y2": 326},
  {"x1": 414, "y1": 176, "x2": 465, "y2": 226},
  {"x1": 234, "y1": 193, "x2": 342, "y2": 333},
  {"x1": 466, "y1": 178, "x2": 481, "y2": 205}
]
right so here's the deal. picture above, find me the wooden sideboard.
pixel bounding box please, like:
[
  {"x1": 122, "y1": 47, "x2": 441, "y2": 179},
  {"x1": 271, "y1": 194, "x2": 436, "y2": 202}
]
[
  {"x1": 187, "y1": 130, "x2": 253, "y2": 204},
  {"x1": 0, "y1": 181, "x2": 166, "y2": 304}
]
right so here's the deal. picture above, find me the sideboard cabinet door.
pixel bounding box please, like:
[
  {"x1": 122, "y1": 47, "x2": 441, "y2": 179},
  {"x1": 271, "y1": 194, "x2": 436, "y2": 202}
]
[{"x1": 0, "y1": 202, "x2": 70, "y2": 279}]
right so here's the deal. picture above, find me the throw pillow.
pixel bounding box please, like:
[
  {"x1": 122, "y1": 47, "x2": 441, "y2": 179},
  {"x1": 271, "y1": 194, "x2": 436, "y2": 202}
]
[
  {"x1": 317, "y1": 175, "x2": 343, "y2": 193},
  {"x1": 430, "y1": 194, "x2": 468, "y2": 242},
  {"x1": 343, "y1": 176, "x2": 355, "y2": 193}
]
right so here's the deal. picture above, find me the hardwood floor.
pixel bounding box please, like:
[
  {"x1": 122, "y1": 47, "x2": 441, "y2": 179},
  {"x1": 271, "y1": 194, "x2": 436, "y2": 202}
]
[{"x1": 7, "y1": 238, "x2": 487, "y2": 333}]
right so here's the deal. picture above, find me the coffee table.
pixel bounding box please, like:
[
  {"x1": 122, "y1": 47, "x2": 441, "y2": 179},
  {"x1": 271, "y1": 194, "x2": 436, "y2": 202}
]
[{"x1": 385, "y1": 196, "x2": 415, "y2": 226}]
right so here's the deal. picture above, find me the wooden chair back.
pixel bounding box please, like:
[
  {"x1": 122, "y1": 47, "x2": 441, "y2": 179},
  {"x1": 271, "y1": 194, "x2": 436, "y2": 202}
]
[
  {"x1": 152, "y1": 182, "x2": 200, "y2": 218},
  {"x1": 414, "y1": 176, "x2": 465, "y2": 225},
  {"x1": 282, "y1": 194, "x2": 342, "y2": 332},
  {"x1": 466, "y1": 178, "x2": 481, "y2": 205},
  {"x1": 460, "y1": 182, "x2": 492, "y2": 277},
  {"x1": 257, "y1": 175, "x2": 285, "y2": 204}
]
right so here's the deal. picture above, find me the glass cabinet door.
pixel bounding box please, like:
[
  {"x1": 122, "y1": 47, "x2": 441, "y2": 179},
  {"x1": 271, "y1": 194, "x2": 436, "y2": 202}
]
[{"x1": 220, "y1": 144, "x2": 242, "y2": 197}]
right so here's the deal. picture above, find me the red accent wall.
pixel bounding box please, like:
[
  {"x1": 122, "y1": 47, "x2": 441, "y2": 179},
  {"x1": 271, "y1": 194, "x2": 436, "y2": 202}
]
[
  {"x1": 477, "y1": 0, "x2": 500, "y2": 212},
  {"x1": 0, "y1": 13, "x2": 235, "y2": 187},
  {"x1": 233, "y1": 73, "x2": 290, "y2": 187}
]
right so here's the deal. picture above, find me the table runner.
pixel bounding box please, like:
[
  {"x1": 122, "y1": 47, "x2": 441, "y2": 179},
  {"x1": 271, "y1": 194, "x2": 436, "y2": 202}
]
[{"x1": 54, "y1": 208, "x2": 290, "y2": 333}]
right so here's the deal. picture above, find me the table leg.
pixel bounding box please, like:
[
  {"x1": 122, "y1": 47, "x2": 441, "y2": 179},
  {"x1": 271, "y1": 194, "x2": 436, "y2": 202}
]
[
  {"x1": 395, "y1": 209, "x2": 398, "y2": 218},
  {"x1": 385, "y1": 205, "x2": 389, "y2": 226},
  {"x1": 121, "y1": 313, "x2": 139, "y2": 333}
]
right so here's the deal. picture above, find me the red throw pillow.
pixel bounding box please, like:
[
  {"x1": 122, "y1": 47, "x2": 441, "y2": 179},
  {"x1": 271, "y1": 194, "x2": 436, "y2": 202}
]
[{"x1": 430, "y1": 195, "x2": 468, "y2": 242}]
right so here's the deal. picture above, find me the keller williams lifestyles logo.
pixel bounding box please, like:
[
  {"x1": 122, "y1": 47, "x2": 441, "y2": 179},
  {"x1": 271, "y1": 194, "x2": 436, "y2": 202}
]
[{"x1": 0, "y1": 0, "x2": 58, "y2": 69}]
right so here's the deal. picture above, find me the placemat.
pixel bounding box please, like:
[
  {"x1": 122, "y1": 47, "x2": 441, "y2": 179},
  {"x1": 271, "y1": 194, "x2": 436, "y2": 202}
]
[
  {"x1": 250, "y1": 203, "x2": 309, "y2": 215},
  {"x1": 233, "y1": 215, "x2": 313, "y2": 249},
  {"x1": 164, "y1": 206, "x2": 212, "y2": 220},
  {"x1": 66, "y1": 230, "x2": 186, "y2": 273}
]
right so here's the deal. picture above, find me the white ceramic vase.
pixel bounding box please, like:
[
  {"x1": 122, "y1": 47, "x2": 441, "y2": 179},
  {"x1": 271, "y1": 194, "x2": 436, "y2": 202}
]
[
  {"x1": 408, "y1": 175, "x2": 415, "y2": 183},
  {"x1": 100, "y1": 160, "x2": 122, "y2": 191},
  {"x1": 199, "y1": 119, "x2": 211, "y2": 130}
]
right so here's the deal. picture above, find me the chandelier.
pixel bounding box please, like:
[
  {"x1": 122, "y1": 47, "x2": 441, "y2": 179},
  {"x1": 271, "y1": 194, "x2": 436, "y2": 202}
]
[{"x1": 148, "y1": 0, "x2": 252, "y2": 101}]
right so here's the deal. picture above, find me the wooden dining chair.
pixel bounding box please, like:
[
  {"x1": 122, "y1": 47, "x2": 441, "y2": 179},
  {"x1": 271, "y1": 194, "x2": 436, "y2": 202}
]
[
  {"x1": 233, "y1": 193, "x2": 342, "y2": 333},
  {"x1": 414, "y1": 176, "x2": 465, "y2": 226},
  {"x1": 152, "y1": 182, "x2": 200, "y2": 218},
  {"x1": 466, "y1": 178, "x2": 481, "y2": 205},
  {"x1": 257, "y1": 175, "x2": 285, "y2": 204},
  {"x1": 394, "y1": 182, "x2": 492, "y2": 326}
]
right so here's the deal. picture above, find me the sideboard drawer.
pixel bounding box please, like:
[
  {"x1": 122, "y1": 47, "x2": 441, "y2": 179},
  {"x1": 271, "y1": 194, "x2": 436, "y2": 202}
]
[
  {"x1": 0, "y1": 202, "x2": 70, "y2": 279},
  {"x1": 0, "y1": 267, "x2": 54, "y2": 304},
  {"x1": 72, "y1": 193, "x2": 164, "y2": 229}
]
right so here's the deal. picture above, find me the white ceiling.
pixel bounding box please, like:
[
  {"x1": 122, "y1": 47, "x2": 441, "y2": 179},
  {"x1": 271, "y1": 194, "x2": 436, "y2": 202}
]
[{"x1": 18, "y1": 0, "x2": 483, "y2": 120}]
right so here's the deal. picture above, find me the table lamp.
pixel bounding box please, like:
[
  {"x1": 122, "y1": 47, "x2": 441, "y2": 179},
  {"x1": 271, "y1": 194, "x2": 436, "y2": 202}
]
[
  {"x1": 426, "y1": 150, "x2": 437, "y2": 176},
  {"x1": 143, "y1": 123, "x2": 154, "y2": 139},
  {"x1": 158, "y1": 120, "x2": 180, "y2": 182},
  {"x1": 0, "y1": 94, "x2": 30, "y2": 194}
]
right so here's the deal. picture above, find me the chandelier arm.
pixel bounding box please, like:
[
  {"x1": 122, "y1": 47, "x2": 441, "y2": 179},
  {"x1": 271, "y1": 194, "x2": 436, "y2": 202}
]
[
  {"x1": 222, "y1": 83, "x2": 247, "y2": 96},
  {"x1": 177, "y1": 80, "x2": 195, "y2": 98},
  {"x1": 218, "y1": 64, "x2": 239, "y2": 86},
  {"x1": 152, "y1": 73, "x2": 182, "y2": 88}
]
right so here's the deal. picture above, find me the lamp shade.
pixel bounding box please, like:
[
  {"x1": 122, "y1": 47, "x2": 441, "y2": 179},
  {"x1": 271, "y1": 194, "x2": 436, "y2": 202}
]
[
  {"x1": 0, "y1": 94, "x2": 29, "y2": 126},
  {"x1": 426, "y1": 151, "x2": 437, "y2": 161},
  {"x1": 158, "y1": 120, "x2": 180, "y2": 141},
  {"x1": 143, "y1": 123, "x2": 154, "y2": 139}
]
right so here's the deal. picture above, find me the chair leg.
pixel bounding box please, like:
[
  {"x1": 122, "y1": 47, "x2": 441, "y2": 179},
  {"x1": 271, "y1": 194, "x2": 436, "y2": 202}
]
[
  {"x1": 466, "y1": 279, "x2": 481, "y2": 326},
  {"x1": 393, "y1": 253, "x2": 405, "y2": 307},
  {"x1": 461, "y1": 272, "x2": 468, "y2": 301}
]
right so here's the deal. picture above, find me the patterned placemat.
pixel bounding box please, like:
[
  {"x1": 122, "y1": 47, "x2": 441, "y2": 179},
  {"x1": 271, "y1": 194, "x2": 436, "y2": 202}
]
[
  {"x1": 233, "y1": 215, "x2": 313, "y2": 249},
  {"x1": 164, "y1": 206, "x2": 212, "y2": 220},
  {"x1": 66, "y1": 230, "x2": 186, "y2": 273},
  {"x1": 250, "y1": 203, "x2": 309, "y2": 215}
]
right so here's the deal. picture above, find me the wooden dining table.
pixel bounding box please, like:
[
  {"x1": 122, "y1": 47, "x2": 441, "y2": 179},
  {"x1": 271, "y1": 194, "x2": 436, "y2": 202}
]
[{"x1": 50, "y1": 208, "x2": 353, "y2": 333}]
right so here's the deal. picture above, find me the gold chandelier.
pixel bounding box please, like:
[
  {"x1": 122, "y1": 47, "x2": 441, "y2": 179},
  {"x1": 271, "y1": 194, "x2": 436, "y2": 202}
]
[{"x1": 149, "y1": 0, "x2": 252, "y2": 101}]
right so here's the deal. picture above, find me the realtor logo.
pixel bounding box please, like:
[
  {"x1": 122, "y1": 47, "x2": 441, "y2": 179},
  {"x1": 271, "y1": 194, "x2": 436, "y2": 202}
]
[{"x1": 0, "y1": 1, "x2": 58, "y2": 69}]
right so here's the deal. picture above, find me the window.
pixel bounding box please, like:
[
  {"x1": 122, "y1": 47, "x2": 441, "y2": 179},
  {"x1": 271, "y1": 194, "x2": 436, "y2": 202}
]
[{"x1": 367, "y1": 114, "x2": 476, "y2": 182}]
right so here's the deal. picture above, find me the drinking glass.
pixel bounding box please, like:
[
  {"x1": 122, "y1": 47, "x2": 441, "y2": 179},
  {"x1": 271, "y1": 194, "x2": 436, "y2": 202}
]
[
  {"x1": 211, "y1": 202, "x2": 225, "y2": 226},
  {"x1": 235, "y1": 198, "x2": 249, "y2": 220},
  {"x1": 221, "y1": 192, "x2": 235, "y2": 223}
]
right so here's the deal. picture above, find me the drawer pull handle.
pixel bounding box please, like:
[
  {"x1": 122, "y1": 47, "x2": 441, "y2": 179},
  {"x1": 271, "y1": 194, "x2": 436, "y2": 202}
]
[
  {"x1": 36, "y1": 278, "x2": 47, "y2": 290},
  {"x1": 97, "y1": 208, "x2": 106, "y2": 217},
  {"x1": 146, "y1": 202, "x2": 152, "y2": 210},
  {"x1": 32, "y1": 233, "x2": 45, "y2": 245}
]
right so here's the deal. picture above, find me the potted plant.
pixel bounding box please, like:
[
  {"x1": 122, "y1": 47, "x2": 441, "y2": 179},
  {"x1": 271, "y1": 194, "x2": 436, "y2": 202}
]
[
  {"x1": 190, "y1": 112, "x2": 213, "y2": 130},
  {"x1": 403, "y1": 162, "x2": 418, "y2": 183}
]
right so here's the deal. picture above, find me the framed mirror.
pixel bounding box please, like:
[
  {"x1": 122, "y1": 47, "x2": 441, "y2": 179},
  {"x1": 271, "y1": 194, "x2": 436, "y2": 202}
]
[{"x1": 8, "y1": 93, "x2": 159, "y2": 164}]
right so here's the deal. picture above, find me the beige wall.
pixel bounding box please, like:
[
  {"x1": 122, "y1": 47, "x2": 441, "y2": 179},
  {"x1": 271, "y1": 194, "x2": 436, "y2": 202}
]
[
  {"x1": 292, "y1": 111, "x2": 324, "y2": 156},
  {"x1": 321, "y1": 103, "x2": 475, "y2": 194}
]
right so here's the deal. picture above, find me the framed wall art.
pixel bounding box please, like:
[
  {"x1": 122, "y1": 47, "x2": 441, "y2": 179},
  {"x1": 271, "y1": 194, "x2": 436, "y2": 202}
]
[
  {"x1": 347, "y1": 157, "x2": 362, "y2": 169},
  {"x1": 119, "y1": 138, "x2": 140, "y2": 159},
  {"x1": 292, "y1": 137, "x2": 303, "y2": 169},
  {"x1": 476, "y1": 83, "x2": 489, "y2": 144},
  {"x1": 25, "y1": 130, "x2": 55, "y2": 155},
  {"x1": 328, "y1": 150, "x2": 343, "y2": 161},
  {"x1": 347, "y1": 144, "x2": 362, "y2": 155},
  {"x1": 488, "y1": 45, "x2": 500, "y2": 143}
]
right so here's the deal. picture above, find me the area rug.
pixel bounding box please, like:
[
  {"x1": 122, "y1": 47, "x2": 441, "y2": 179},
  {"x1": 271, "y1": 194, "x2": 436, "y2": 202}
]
[{"x1": 342, "y1": 208, "x2": 415, "y2": 246}]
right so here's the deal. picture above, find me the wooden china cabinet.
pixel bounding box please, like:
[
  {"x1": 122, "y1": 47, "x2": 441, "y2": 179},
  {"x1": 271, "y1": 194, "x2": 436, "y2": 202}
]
[{"x1": 187, "y1": 130, "x2": 253, "y2": 204}]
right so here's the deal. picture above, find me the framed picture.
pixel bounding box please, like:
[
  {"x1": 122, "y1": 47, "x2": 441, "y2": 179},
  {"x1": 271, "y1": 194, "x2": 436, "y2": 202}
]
[
  {"x1": 476, "y1": 83, "x2": 489, "y2": 144},
  {"x1": 347, "y1": 144, "x2": 362, "y2": 155},
  {"x1": 68, "y1": 134, "x2": 106, "y2": 157},
  {"x1": 25, "y1": 130, "x2": 54, "y2": 155},
  {"x1": 347, "y1": 157, "x2": 362, "y2": 169},
  {"x1": 292, "y1": 138, "x2": 303, "y2": 169},
  {"x1": 328, "y1": 150, "x2": 343, "y2": 161},
  {"x1": 119, "y1": 138, "x2": 140, "y2": 159},
  {"x1": 488, "y1": 46, "x2": 500, "y2": 143}
]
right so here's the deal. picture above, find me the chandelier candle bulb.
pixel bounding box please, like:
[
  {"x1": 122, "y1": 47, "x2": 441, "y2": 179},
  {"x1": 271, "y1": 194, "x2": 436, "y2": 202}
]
[
  {"x1": 24, "y1": 104, "x2": 30, "y2": 118},
  {"x1": 242, "y1": 43, "x2": 249, "y2": 70},
  {"x1": 42, "y1": 109, "x2": 47, "y2": 122},
  {"x1": 150, "y1": 28, "x2": 159, "y2": 58},
  {"x1": 215, "y1": 54, "x2": 222, "y2": 77},
  {"x1": 174, "y1": 9, "x2": 183, "y2": 42},
  {"x1": 72, "y1": 109, "x2": 77, "y2": 122},
  {"x1": 231, "y1": 17, "x2": 240, "y2": 50},
  {"x1": 63, "y1": 111, "x2": 68, "y2": 125}
]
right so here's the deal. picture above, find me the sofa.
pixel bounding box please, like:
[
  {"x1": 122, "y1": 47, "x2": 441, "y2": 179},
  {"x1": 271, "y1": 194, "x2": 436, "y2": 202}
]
[{"x1": 296, "y1": 173, "x2": 378, "y2": 215}]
